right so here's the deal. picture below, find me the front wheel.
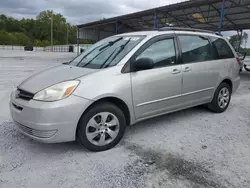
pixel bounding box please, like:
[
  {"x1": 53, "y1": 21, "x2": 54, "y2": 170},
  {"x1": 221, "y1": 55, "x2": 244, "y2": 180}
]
[
  {"x1": 76, "y1": 102, "x2": 126, "y2": 152},
  {"x1": 208, "y1": 82, "x2": 231, "y2": 113}
]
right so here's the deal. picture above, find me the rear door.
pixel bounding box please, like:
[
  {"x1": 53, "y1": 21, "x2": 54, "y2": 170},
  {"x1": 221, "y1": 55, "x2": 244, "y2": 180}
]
[{"x1": 177, "y1": 34, "x2": 219, "y2": 106}]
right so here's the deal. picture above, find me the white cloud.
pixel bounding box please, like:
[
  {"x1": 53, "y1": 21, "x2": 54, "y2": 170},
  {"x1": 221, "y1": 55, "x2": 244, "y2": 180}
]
[{"x1": 0, "y1": 0, "x2": 185, "y2": 24}]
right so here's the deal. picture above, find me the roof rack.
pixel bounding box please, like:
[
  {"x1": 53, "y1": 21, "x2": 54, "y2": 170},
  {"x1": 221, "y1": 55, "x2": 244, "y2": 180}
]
[{"x1": 158, "y1": 27, "x2": 223, "y2": 36}]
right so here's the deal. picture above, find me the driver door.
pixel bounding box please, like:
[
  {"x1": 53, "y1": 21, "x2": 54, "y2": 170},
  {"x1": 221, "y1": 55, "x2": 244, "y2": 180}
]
[{"x1": 131, "y1": 35, "x2": 183, "y2": 120}]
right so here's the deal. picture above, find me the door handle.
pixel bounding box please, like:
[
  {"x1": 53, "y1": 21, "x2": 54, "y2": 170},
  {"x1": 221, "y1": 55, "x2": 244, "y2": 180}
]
[
  {"x1": 183, "y1": 67, "x2": 192, "y2": 72},
  {"x1": 172, "y1": 69, "x2": 181, "y2": 74}
]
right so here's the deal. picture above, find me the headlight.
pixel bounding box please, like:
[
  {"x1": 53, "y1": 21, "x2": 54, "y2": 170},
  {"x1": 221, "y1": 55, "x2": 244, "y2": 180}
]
[{"x1": 33, "y1": 80, "x2": 80, "y2": 101}]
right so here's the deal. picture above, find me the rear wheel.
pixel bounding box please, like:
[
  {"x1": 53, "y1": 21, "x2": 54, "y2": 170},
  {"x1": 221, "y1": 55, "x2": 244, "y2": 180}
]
[
  {"x1": 208, "y1": 82, "x2": 231, "y2": 113},
  {"x1": 76, "y1": 102, "x2": 126, "y2": 152}
]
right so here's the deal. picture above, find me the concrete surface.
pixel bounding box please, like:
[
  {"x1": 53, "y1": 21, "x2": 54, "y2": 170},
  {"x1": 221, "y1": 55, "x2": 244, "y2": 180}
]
[{"x1": 0, "y1": 50, "x2": 250, "y2": 188}]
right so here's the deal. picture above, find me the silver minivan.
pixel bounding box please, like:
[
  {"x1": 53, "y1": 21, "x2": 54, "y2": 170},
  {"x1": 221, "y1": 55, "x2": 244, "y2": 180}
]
[{"x1": 10, "y1": 28, "x2": 240, "y2": 151}]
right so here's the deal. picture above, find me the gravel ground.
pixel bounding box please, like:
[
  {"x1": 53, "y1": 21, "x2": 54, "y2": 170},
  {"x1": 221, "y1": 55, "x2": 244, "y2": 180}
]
[{"x1": 0, "y1": 50, "x2": 250, "y2": 188}]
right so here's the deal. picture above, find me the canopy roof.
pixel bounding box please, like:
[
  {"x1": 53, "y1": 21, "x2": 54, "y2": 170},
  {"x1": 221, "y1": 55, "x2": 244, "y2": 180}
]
[{"x1": 77, "y1": 0, "x2": 250, "y2": 32}]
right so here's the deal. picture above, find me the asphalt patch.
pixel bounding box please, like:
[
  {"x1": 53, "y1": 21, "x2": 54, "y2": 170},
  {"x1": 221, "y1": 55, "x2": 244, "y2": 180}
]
[{"x1": 125, "y1": 143, "x2": 232, "y2": 188}]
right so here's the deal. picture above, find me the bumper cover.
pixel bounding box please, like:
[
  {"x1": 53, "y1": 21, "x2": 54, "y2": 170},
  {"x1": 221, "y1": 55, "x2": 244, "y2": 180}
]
[{"x1": 10, "y1": 91, "x2": 92, "y2": 143}]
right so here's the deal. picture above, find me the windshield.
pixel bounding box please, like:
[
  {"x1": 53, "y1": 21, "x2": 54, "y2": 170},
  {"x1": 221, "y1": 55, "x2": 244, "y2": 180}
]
[{"x1": 69, "y1": 36, "x2": 145, "y2": 69}]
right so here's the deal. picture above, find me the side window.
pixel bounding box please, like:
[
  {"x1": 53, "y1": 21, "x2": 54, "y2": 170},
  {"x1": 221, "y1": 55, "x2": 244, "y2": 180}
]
[
  {"x1": 179, "y1": 35, "x2": 216, "y2": 63},
  {"x1": 136, "y1": 38, "x2": 176, "y2": 68},
  {"x1": 211, "y1": 37, "x2": 234, "y2": 59}
]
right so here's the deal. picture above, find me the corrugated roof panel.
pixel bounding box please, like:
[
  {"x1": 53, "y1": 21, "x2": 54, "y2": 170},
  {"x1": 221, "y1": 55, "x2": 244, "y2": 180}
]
[
  {"x1": 233, "y1": 19, "x2": 250, "y2": 24},
  {"x1": 227, "y1": 12, "x2": 250, "y2": 19},
  {"x1": 77, "y1": 0, "x2": 250, "y2": 31}
]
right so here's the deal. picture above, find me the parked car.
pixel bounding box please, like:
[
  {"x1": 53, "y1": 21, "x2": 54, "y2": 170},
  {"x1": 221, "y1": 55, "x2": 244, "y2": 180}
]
[
  {"x1": 24, "y1": 46, "x2": 34, "y2": 51},
  {"x1": 10, "y1": 27, "x2": 240, "y2": 151}
]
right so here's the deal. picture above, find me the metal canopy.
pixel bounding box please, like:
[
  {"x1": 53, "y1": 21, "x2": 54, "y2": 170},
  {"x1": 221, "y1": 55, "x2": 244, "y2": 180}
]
[{"x1": 77, "y1": 0, "x2": 250, "y2": 33}]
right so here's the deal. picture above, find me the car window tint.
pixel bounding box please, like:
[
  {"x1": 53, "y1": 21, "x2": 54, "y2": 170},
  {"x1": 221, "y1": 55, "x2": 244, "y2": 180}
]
[
  {"x1": 136, "y1": 38, "x2": 176, "y2": 68},
  {"x1": 179, "y1": 35, "x2": 216, "y2": 63},
  {"x1": 211, "y1": 37, "x2": 234, "y2": 59}
]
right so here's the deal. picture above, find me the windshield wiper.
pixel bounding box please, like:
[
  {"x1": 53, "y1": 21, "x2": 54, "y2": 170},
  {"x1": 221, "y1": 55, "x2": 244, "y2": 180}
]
[
  {"x1": 99, "y1": 37, "x2": 123, "y2": 51},
  {"x1": 80, "y1": 38, "x2": 123, "y2": 68},
  {"x1": 99, "y1": 47, "x2": 120, "y2": 68},
  {"x1": 101, "y1": 39, "x2": 131, "y2": 68},
  {"x1": 74, "y1": 43, "x2": 106, "y2": 66}
]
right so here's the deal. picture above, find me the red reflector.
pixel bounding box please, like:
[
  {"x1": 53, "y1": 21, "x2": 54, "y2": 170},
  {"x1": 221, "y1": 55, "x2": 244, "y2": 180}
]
[{"x1": 236, "y1": 57, "x2": 240, "y2": 64}]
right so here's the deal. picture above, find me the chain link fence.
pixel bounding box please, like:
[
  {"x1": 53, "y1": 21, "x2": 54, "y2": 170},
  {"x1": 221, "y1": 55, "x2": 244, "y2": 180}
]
[
  {"x1": 0, "y1": 45, "x2": 44, "y2": 51},
  {"x1": 44, "y1": 44, "x2": 92, "y2": 52},
  {"x1": 0, "y1": 44, "x2": 92, "y2": 53}
]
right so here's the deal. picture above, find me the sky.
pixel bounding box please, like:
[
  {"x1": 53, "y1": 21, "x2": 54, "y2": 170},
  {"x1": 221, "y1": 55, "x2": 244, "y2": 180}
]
[
  {"x1": 0, "y1": 0, "x2": 187, "y2": 24},
  {"x1": 0, "y1": 0, "x2": 249, "y2": 47}
]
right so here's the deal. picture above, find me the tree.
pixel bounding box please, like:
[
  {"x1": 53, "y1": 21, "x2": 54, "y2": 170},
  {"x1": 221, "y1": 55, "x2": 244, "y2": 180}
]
[
  {"x1": 0, "y1": 11, "x2": 78, "y2": 46},
  {"x1": 36, "y1": 10, "x2": 68, "y2": 44},
  {"x1": 12, "y1": 32, "x2": 31, "y2": 45},
  {"x1": 229, "y1": 32, "x2": 248, "y2": 50},
  {"x1": 243, "y1": 32, "x2": 248, "y2": 48}
]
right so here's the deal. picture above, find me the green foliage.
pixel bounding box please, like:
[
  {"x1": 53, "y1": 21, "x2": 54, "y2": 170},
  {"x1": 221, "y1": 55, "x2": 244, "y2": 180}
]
[
  {"x1": 34, "y1": 39, "x2": 50, "y2": 47},
  {"x1": 0, "y1": 11, "x2": 77, "y2": 46},
  {"x1": 246, "y1": 49, "x2": 250, "y2": 56},
  {"x1": 0, "y1": 31, "x2": 13, "y2": 44},
  {"x1": 229, "y1": 32, "x2": 248, "y2": 49}
]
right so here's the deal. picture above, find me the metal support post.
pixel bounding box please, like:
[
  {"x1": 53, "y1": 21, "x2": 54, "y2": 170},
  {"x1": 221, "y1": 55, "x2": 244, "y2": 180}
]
[
  {"x1": 153, "y1": 9, "x2": 157, "y2": 30},
  {"x1": 97, "y1": 28, "x2": 100, "y2": 41},
  {"x1": 218, "y1": 0, "x2": 225, "y2": 33},
  {"x1": 51, "y1": 10, "x2": 53, "y2": 52},
  {"x1": 115, "y1": 20, "x2": 118, "y2": 34},
  {"x1": 77, "y1": 28, "x2": 80, "y2": 55}
]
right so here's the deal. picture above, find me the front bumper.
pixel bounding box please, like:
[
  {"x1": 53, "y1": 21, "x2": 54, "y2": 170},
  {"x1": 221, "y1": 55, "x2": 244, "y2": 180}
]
[{"x1": 10, "y1": 91, "x2": 92, "y2": 143}]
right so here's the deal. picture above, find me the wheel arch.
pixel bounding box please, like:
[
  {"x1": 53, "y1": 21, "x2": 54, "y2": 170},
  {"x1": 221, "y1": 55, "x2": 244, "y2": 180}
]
[
  {"x1": 76, "y1": 96, "x2": 131, "y2": 135},
  {"x1": 221, "y1": 78, "x2": 233, "y2": 91}
]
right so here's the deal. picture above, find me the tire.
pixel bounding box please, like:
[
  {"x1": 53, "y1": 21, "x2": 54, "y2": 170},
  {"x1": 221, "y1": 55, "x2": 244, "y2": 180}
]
[
  {"x1": 208, "y1": 82, "x2": 231, "y2": 113},
  {"x1": 244, "y1": 64, "x2": 250, "y2": 72},
  {"x1": 76, "y1": 102, "x2": 126, "y2": 152}
]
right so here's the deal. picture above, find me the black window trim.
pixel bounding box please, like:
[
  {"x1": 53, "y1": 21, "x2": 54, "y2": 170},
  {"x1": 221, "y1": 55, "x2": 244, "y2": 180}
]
[
  {"x1": 121, "y1": 34, "x2": 180, "y2": 73},
  {"x1": 209, "y1": 36, "x2": 235, "y2": 60},
  {"x1": 177, "y1": 34, "x2": 217, "y2": 65},
  {"x1": 207, "y1": 36, "x2": 220, "y2": 60}
]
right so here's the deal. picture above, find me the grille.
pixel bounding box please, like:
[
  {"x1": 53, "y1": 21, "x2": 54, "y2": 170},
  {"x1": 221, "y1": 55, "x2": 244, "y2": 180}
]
[
  {"x1": 17, "y1": 89, "x2": 34, "y2": 101},
  {"x1": 15, "y1": 121, "x2": 57, "y2": 138}
]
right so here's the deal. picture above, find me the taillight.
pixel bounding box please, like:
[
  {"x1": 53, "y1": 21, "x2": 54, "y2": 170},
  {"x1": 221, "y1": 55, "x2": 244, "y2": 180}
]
[{"x1": 236, "y1": 57, "x2": 241, "y2": 64}]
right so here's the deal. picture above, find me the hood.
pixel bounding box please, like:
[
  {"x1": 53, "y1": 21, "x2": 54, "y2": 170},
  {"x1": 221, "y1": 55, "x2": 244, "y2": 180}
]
[{"x1": 18, "y1": 65, "x2": 98, "y2": 93}]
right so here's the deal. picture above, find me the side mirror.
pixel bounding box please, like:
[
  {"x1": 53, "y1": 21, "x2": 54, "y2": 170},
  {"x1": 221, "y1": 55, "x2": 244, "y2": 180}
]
[
  {"x1": 62, "y1": 62, "x2": 69, "y2": 65},
  {"x1": 133, "y1": 58, "x2": 154, "y2": 71}
]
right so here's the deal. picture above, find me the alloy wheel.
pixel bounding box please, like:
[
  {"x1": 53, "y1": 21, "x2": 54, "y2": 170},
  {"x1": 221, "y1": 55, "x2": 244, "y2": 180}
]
[{"x1": 85, "y1": 112, "x2": 120, "y2": 146}]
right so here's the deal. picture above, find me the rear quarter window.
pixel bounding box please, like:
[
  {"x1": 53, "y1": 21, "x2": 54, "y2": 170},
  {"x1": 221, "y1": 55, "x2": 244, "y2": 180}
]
[
  {"x1": 178, "y1": 35, "x2": 216, "y2": 63},
  {"x1": 210, "y1": 37, "x2": 234, "y2": 59}
]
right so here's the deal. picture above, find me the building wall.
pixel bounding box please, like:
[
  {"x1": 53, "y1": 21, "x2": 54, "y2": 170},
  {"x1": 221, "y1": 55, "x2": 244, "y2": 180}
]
[
  {"x1": 79, "y1": 24, "x2": 116, "y2": 42},
  {"x1": 78, "y1": 22, "x2": 136, "y2": 42}
]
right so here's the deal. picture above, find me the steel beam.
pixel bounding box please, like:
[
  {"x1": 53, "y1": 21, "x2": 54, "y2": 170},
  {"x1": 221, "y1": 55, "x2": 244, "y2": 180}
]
[
  {"x1": 117, "y1": 20, "x2": 137, "y2": 31},
  {"x1": 158, "y1": 11, "x2": 192, "y2": 28},
  {"x1": 218, "y1": 0, "x2": 225, "y2": 33},
  {"x1": 210, "y1": 3, "x2": 236, "y2": 28}
]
